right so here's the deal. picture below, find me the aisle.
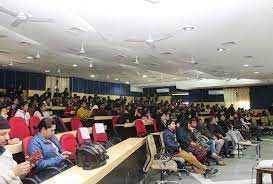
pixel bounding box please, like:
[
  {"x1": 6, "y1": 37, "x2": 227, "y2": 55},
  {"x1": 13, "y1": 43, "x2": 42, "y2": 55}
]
[{"x1": 144, "y1": 138, "x2": 273, "y2": 184}]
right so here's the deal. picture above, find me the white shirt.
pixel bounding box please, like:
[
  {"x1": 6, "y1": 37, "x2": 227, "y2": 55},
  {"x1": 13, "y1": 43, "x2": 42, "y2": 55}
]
[
  {"x1": 33, "y1": 111, "x2": 50, "y2": 120},
  {"x1": 0, "y1": 149, "x2": 22, "y2": 184},
  {"x1": 14, "y1": 109, "x2": 30, "y2": 126}
]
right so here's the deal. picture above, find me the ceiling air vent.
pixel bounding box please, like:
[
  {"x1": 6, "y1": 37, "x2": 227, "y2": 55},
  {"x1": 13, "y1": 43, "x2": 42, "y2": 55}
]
[
  {"x1": 221, "y1": 41, "x2": 236, "y2": 46},
  {"x1": 252, "y1": 65, "x2": 264, "y2": 68},
  {"x1": 0, "y1": 35, "x2": 8, "y2": 38}
]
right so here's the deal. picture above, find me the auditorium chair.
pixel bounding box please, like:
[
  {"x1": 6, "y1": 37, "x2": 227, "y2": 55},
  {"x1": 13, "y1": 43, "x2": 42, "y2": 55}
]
[
  {"x1": 135, "y1": 119, "x2": 147, "y2": 137},
  {"x1": 9, "y1": 117, "x2": 30, "y2": 140},
  {"x1": 71, "y1": 117, "x2": 83, "y2": 130},
  {"x1": 93, "y1": 123, "x2": 121, "y2": 148},
  {"x1": 92, "y1": 123, "x2": 115, "y2": 148},
  {"x1": 60, "y1": 133, "x2": 78, "y2": 161},
  {"x1": 77, "y1": 127, "x2": 92, "y2": 145},
  {"x1": 143, "y1": 135, "x2": 181, "y2": 183},
  {"x1": 29, "y1": 116, "x2": 40, "y2": 136},
  {"x1": 111, "y1": 116, "x2": 120, "y2": 127}
]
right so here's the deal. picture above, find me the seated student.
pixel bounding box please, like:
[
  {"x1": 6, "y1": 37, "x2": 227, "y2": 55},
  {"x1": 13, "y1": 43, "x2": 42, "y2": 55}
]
[
  {"x1": 0, "y1": 117, "x2": 32, "y2": 184},
  {"x1": 76, "y1": 101, "x2": 91, "y2": 120},
  {"x1": 33, "y1": 102, "x2": 51, "y2": 120},
  {"x1": 0, "y1": 104, "x2": 20, "y2": 145},
  {"x1": 14, "y1": 101, "x2": 31, "y2": 126},
  {"x1": 29, "y1": 118, "x2": 71, "y2": 170},
  {"x1": 63, "y1": 101, "x2": 75, "y2": 117},
  {"x1": 163, "y1": 120, "x2": 218, "y2": 178},
  {"x1": 190, "y1": 119, "x2": 226, "y2": 165}
]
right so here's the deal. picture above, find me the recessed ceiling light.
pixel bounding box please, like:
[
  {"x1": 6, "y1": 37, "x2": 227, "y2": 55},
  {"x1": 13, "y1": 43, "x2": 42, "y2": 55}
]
[
  {"x1": 243, "y1": 64, "x2": 249, "y2": 67},
  {"x1": 217, "y1": 48, "x2": 225, "y2": 52},
  {"x1": 90, "y1": 74, "x2": 95, "y2": 78},
  {"x1": 115, "y1": 78, "x2": 119, "y2": 81},
  {"x1": 89, "y1": 63, "x2": 93, "y2": 68},
  {"x1": 8, "y1": 62, "x2": 13, "y2": 66},
  {"x1": 125, "y1": 81, "x2": 130, "y2": 84},
  {"x1": 182, "y1": 26, "x2": 195, "y2": 31},
  {"x1": 57, "y1": 68, "x2": 61, "y2": 73},
  {"x1": 254, "y1": 71, "x2": 260, "y2": 74},
  {"x1": 144, "y1": 0, "x2": 160, "y2": 4},
  {"x1": 26, "y1": 56, "x2": 33, "y2": 60},
  {"x1": 45, "y1": 70, "x2": 50, "y2": 73},
  {"x1": 72, "y1": 64, "x2": 78, "y2": 67},
  {"x1": 142, "y1": 75, "x2": 147, "y2": 78},
  {"x1": 173, "y1": 77, "x2": 177, "y2": 80},
  {"x1": 106, "y1": 75, "x2": 110, "y2": 79}
]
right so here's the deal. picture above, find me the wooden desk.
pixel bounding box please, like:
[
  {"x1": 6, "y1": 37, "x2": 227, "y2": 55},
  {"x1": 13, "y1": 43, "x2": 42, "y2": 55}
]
[
  {"x1": 42, "y1": 137, "x2": 145, "y2": 184},
  {"x1": 115, "y1": 119, "x2": 153, "y2": 128},
  {"x1": 5, "y1": 131, "x2": 77, "y2": 154},
  {"x1": 93, "y1": 116, "x2": 114, "y2": 121},
  {"x1": 48, "y1": 106, "x2": 66, "y2": 111},
  {"x1": 256, "y1": 168, "x2": 273, "y2": 184},
  {"x1": 62, "y1": 118, "x2": 71, "y2": 124}
]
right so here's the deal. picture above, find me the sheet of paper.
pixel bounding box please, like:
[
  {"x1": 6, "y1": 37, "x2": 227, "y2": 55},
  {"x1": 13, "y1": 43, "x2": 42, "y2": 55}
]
[
  {"x1": 79, "y1": 127, "x2": 90, "y2": 139},
  {"x1": 95, "y1": 123, "x2": 105, "y2": 133}
]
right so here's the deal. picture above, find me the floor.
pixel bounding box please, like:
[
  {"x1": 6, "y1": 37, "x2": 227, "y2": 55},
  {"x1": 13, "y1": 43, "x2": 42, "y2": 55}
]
[{"x1": 142, "y1": 137, "x2": 273, "y2": 184}]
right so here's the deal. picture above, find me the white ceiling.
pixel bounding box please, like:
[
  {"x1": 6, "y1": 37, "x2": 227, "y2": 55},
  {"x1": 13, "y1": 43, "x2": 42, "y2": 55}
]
[{"x1": 0, "y1": 0, "x2": 273, "y2": 89}]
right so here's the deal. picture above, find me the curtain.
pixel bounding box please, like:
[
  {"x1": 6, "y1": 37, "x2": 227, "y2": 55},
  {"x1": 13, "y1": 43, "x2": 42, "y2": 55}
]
[
  {"x1": 224, "y1": 87, "x2": 250, "y2": 109},
  {"x1": 46, "y1": 76, "x2": 69, "y2": 94}
]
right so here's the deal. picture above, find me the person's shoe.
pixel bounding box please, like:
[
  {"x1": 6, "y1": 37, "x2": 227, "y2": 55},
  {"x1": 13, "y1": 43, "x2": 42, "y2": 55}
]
[
  {"x1": 256, "y1": 138, "x2": 263, "y2": 142},
  {"x1": 217, "y1": 161, "x2": 226, "y2": 166},
  {"x1": 203, "y1": 168, "x2": 218, "y2": 178}
]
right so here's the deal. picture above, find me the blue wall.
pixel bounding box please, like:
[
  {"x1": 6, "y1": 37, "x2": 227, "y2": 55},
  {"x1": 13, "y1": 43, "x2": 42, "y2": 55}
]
[
  {"x1": 250, "y1": 85, "x2": 273, "y2": 109},
  {"x1": 70, "y1": 77, "x2": 130, "y2": 96},
  {"x1": 143, "y1": 86, "x2": 224, "y2": 102},
  {"x1": 0, "y1": 69, "x2": 46, "y2": 90}
]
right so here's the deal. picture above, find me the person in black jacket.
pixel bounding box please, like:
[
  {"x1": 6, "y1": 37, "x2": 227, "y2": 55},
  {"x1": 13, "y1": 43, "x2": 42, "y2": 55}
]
[{"x1": 163, "y1": 120, "x2": 218, "y2": 178}]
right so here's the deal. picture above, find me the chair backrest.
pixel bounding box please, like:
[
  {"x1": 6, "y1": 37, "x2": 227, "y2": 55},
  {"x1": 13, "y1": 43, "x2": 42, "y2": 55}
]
[
  {"x1": 60, "y1": 133, "x2": 77, "y2": 159},
  {"x1": 71, "y1": 117, "x2": 83, "y2": 130},
  {"x1": 112, "y1": 116, "x2": 119, "y2": 127},
  {"x1": 135, "y1": 119, "x2": 147, "y2": 137},
  {"x1": 158, "y1": 131, "x2": 166, "y2": 153},
  {"x1": 22, "y1": 136, "x2": 33, "y2": 157},
  {"x1": 9, "y1": 117, "x2": 30, "y2": 140},
  {"x1": 29, "y1": 116, "x2": 40, "y2": 136},
  {"x1": 143, "y1": 135, "x2": 157, "y2": 172},
  {"x1": 92, "y1": 123, "x2": 108, "y2": 142},
  {"x1": 77, "y1": 127, "x2": 91, "y2": 145}
]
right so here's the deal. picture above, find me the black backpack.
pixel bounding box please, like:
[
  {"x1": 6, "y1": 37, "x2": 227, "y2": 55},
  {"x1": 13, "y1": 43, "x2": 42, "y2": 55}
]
[{"x1": 76, "y1": 143, "x2": 109, "y2": 170}]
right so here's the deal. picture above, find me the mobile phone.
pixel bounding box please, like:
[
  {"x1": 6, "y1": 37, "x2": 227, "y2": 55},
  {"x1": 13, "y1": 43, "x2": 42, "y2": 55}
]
[{"x1": 28, "y1": 150, "x2": 42, "y2": 165}]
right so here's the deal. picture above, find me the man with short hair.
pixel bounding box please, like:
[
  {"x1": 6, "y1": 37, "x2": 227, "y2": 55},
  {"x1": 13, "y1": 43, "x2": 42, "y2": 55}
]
[{"x1": 0, "y1": 104, "x2": 31, "y2": 183}]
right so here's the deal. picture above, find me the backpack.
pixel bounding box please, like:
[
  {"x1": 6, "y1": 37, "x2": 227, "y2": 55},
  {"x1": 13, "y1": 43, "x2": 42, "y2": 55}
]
[{"x1": 76, "y1": 143, "x2": 109, "y2": 170}]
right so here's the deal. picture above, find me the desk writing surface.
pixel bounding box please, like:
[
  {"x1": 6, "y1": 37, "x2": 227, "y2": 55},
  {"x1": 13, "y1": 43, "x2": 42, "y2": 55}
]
[
  {"x1": 62, "y1": 117, "x2": 71, "y2": 123},
  {"x1": 42, "y1": 137, "x2": 145, "y2": 184},
  {"x1": 93, "y1": 116, "x2": 114, "y2": 121}
]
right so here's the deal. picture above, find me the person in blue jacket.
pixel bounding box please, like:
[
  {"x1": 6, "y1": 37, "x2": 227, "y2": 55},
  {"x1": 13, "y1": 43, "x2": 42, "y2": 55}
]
[{"x1": 28, "y1": 118, "x2": 71, "y2": 170}]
